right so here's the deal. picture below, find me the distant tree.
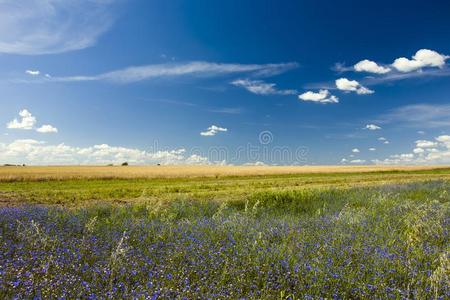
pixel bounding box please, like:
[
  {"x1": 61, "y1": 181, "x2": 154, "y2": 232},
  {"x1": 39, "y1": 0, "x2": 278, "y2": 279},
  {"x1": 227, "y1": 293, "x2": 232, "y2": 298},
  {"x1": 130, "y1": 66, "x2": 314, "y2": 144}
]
[{"x1": 121, "y1": 162, "x2": 129, "y2": 166}]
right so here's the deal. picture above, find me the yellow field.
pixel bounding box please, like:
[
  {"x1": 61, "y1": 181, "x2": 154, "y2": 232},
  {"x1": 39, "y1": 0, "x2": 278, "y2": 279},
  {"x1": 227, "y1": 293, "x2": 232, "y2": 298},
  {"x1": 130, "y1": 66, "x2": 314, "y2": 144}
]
[{"x1": 1, "y1": 164, "x2": 449, "y2": 181}]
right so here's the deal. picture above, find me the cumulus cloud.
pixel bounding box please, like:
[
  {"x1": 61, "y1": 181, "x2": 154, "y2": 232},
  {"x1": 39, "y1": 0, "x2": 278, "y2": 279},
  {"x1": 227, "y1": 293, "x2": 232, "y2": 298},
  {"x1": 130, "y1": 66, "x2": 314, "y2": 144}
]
[
  {"x1": 25, "y1": 70, "x2": 40, "y2": 76},
  {"x1": 369, "y1": 148, "x2": 376, "y2": 151},
  {"x1": 413, "y1": 148, "x2": 424, "y2": 154},
  {"x1": 200, "y1": 125, "x2": 228, "y2": 137},
  {"x1": 298, "y1": 89, "x2": 339, "y2": 104},
  {"x1": 392, "y1": 49, "x2": 448, "y2": 73},
  {"x1": 354, "y1": 59, "x2": 391, "y2": 74},
  {"x1": 0, "y1": 0, "x2": 118, "y2": 55},
  {"x1": 436, "y1": 135, "x2": 450, "y2": 143},
  {"x1": 352, "y1": 148, "x2": 360, "y2": 153},
  {"x1": 231, "y1": 79, "x2": 297, "y2": 95},
  {"x1": 0, "y1": 140, "x2": 211, "y2": 165},
  {"x1": 365, "y1": 124, "x2": 381, "y2": 130},
  {"x1": 373, "y1": 134, "x2": 450, "y2": 164},
  {"x1": 335, "y1": 78, "x2": 374, "y2": 95},
  {"x1": 7, "y1": 109, "x2": 36, "y2": 130},
  {"x1": 7, "y1": 109, "x2": 57, "y2": 133},
  {"x1": 36, "y1": 125, "x2": 58, "y2": 133},
  {"x1": 52, "y1": 62, "x2": 298, "y2": 83}
]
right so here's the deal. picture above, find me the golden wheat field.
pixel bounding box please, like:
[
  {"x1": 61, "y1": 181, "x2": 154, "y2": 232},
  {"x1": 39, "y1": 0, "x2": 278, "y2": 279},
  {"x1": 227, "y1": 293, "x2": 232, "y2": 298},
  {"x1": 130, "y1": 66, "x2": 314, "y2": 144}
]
[{"x1": 1, "y1": 165, "x2": 449, "y2": 181}]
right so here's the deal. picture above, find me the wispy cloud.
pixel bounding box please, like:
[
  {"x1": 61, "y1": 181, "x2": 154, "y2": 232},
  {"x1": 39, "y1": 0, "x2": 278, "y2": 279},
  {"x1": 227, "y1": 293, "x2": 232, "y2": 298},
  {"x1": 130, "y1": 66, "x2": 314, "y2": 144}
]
[
  {"x1": 362, "y1": 67, "x2": 450, "y2": 85},
  {"x1": 378, "y1": 104, "x2": 450, "y2": 128},
  {"x1": 0, "y1": 0, "x2": 119, "y2": 55},
  {"x1": 49, "y1": 61, "x2": 298, "y2": 83},
  {"x1": 143, "y1": 98, "x2": 243, "y2": 115},
  {"x1": 25, "y1": 70, "x2": 40, "y2": 76},
  {"x1": 231, "y1": 79, "x2": 297, "y2": 95},
  {"x1": 207, "y1": 107, "x2": 243, "y2": 114}
]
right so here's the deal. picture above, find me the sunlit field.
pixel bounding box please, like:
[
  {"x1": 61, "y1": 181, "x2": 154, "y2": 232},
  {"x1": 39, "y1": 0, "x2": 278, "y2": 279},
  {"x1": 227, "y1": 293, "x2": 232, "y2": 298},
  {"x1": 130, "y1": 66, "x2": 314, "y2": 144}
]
[
  {"x1": 1, "y1": 166, "x2": 449, "y2": 298},
  {"x1": 1, "y1": 165, "x2": 449, "y2": 181}
]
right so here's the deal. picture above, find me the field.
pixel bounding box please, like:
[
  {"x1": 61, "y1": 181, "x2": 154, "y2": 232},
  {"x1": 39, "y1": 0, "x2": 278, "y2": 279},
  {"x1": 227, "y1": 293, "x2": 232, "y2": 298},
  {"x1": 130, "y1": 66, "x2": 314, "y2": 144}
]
[{"x1": 0, "y1": 166, "x2": 449, "y2": 298}]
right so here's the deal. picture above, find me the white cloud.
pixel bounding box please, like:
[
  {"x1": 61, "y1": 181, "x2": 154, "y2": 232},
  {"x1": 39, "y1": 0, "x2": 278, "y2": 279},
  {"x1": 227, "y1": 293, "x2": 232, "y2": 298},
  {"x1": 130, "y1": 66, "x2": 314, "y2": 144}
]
[
  {"x1": 377, "y1": 137, "x2": 390, "y2": 144},
  {"x1": 53, "y1": 61, "x2": 298, "y2": 83},
  {"x1": 413, "y1": 148, "x2": 424, "y2": 154},
  {"x1": 0, "y1": 140, "x2": 211, "y2": 165},
  {"x1": 350, "y1": 159, "x2": 365, "y2": 164},
  {"x1": 7, "y1": 109, "x2": 36, "y2": 130},
  {"x1": 417, "y1": 130, "x2": 425, "y2": 135},
  {"x1": 341, "y1": 158, "x2": 367, "y2": 164},
  {"x1": 0, "y1": 0, "x2": 118, "y2": 55},
  {"x1": 354, "y1": 59, "x2": 391, "y2": 74},
  {"x1": 415, "y1": 140, "x2": 438, "y2": 148},
  {"x1": 243, "y1": 161, "x2": 267, "y2": 166},
  {"x1": 365, "y1": 124, "x2": 381, "y2": 130},
  {"x1": 352, "y1": 148, "x2": 360, "y2": 153},
  {"x1": 436, "y1": 135, "x2": 450, "y2": 143},
  {"x1": 369, "y1": 148, "x2": 376, "y2": 151},
  {"x1": 7, "y1": 109, "x2": 58, "y2": 133},
  {"x1": 392, "y1": 49, "x2": 448, "y2": 73},
  {"x1": 231, "y1": 79, "x2": 297, "y2": 95},
  {"x1": 298, "y1": 89, "x2": 339, "y2": 104},
  {"x1": 36, "y1": 125, "x2": 58, "y2": 133},
  {"x1": 335, "y1": 78, "x2": 374, "y2": 95},
  {"x1": 25, "y1": 70, "x2": 40, "y2": 76},
  {"x1": 200, "y1": 125, "x2": 228, "y2": 137},
  {"x1": 373, "y1": 134, "x2": 450, "y2": 164}
]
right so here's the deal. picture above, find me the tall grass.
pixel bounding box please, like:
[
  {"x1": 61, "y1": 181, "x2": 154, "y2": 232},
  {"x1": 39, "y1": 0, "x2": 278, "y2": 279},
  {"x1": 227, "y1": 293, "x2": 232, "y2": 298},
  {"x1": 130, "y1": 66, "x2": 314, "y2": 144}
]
[{"x1": 1, "y1": 181, "x2": 449, "y2": 298}]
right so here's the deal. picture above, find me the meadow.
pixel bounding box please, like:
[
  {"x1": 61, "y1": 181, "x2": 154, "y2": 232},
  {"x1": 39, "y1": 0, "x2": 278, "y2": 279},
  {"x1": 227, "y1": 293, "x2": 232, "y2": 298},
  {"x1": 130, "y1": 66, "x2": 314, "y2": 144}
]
[{"x1": 0, "y1": 166, "x2": 449, "y2": 299}]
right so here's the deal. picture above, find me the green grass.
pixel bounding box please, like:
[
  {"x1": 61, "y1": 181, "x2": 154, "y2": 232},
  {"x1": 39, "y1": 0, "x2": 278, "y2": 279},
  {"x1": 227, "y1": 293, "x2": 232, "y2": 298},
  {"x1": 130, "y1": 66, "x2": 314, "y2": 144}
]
[{"x1": 2, "y1": 168, "x2": 450, "y2": 205}]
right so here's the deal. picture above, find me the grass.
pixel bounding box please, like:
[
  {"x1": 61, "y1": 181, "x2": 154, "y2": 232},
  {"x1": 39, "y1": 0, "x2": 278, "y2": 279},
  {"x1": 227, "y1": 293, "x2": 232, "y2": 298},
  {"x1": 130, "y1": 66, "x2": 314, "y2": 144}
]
[
  {"x1": 0, "y1": 167, "x2": 449, "y2": 298},
  {"x1": 2, "y1": 167, "x2": 450, "y2": 206}
]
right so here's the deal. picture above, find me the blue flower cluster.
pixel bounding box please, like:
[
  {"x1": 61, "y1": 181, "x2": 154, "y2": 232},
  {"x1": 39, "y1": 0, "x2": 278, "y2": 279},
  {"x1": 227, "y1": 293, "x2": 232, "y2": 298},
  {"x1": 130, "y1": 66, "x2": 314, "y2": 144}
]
[{"x1": 0, "y1": 191, "x2": 448, "y2": 299}]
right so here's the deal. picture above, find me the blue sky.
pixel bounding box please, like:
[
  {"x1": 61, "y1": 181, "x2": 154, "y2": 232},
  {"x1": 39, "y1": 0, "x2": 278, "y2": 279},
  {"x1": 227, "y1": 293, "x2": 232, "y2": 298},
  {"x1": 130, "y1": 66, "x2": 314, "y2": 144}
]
[{"x1": 1, "y1": 0, "x2": 450, "y2": 165}]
